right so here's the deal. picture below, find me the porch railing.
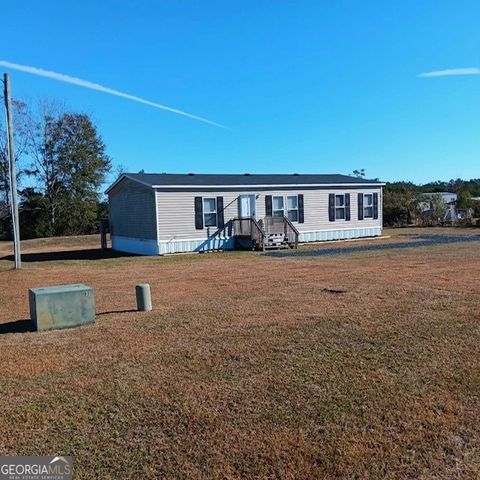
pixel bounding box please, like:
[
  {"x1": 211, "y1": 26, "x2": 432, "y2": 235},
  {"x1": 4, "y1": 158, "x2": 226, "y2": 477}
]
[
  {"x1": 283, "y1": 216, "x2": 299, "y2": 248},
  {"x1": 232, "y1": 217, "x2": 266, "y2": 250},
  {"x1": 263, "y1": 216, "x2": 299, "y2": 248},
  {"x1": 231, "y1": 216, "x2": 299, "y2": 250}
]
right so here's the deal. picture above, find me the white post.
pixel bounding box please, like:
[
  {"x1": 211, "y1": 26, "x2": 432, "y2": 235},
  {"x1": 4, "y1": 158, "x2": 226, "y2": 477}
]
[{"x1": 135, "y1": 284, "x2": 152, "y2": 311}]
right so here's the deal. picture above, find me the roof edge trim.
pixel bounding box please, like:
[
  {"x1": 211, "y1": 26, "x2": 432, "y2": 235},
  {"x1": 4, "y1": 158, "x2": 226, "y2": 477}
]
[
  {"x1": 152, "y1": 182, "x2": 385, "y2": 189},
  {"x1": 105, "y1": 174, "x2": 153, "y2": 194}
]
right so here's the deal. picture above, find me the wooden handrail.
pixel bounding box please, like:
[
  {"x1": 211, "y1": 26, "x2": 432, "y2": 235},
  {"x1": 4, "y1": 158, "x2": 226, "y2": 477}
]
[
  {"x1": 250, "y1": 217, "x2": 265, "y2": 239},
  {"x1": 232, "y1": 216, "x2": 298, "y2": 250},
  {"x1": 232, "y1": 217, "x2": 266, "y2": 250},
  {"x1": 282, "y1": 216, "x2": 299, "y2": 248},
  {"x1": 262, "y1": 215, "x2": 299, "y2": 249}
]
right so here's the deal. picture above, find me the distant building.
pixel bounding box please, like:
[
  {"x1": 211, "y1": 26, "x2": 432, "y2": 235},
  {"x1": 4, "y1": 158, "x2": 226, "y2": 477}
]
[
  {"x1": 421, "y1": 192, "x2": 457, "y2": 207},
  {"x1": 420, "y1": 192, "x2": 472, "y2": 223}
]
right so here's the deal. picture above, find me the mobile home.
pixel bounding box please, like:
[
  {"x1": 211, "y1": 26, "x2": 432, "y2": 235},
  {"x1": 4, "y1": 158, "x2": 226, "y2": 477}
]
[{"x1": 105, "y1": 173, "x2": 384, "y2": 255}]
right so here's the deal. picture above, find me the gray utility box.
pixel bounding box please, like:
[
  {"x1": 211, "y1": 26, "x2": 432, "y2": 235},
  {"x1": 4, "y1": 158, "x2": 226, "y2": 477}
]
[{"x1": 29, "y1": 284, "x2": 95, "y2": 332}]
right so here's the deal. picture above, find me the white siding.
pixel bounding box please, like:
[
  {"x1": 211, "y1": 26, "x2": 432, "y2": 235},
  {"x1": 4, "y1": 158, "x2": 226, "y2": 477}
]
[{"x1": 156, "y1": 187, "x2": 382, "y2": 243}]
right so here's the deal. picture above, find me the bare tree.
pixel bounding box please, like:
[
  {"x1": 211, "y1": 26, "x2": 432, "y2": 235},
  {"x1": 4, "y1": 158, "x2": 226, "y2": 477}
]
[{"x1": 24, "y1": 98, "x2": 66, "y2": 230}]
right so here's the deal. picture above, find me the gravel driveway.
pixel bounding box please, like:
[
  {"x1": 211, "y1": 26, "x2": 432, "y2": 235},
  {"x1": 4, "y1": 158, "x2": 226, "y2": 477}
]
[{"x1": 265, "y1": 233, "x2": 480, "y2": 258}]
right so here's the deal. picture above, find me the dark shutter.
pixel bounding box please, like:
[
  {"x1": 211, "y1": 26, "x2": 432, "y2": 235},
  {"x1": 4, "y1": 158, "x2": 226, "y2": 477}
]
[
  {"x1": 358, "y1": 193, "x2": 364, "y2": 220},
  {"x1": 194, "y1": 197, "x2": 203, "y2": 229},
  {"x1": 265, "y1": 195, "x2": 273, "y2": 216},
  {"x1": 298, "y1": 194, "x2": 304, "y2": 223},
  {"x1": 216, "y1": 196, "x2": 224, "y2": 228},
  {"x1": 328, "y1": 194, "x2": 335, "y2": 222},
  {"x1": 345, "y1": 194, "x2": 351, "y2": 221},
  {"x1": 373, "y1": 192, "x2": 379, "y2": 219}
]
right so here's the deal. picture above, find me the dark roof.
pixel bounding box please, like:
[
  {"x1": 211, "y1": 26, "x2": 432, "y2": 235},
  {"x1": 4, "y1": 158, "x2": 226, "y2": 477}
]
[{"x1": 116, "y1": 172, "x2": 382, "y2": 188}]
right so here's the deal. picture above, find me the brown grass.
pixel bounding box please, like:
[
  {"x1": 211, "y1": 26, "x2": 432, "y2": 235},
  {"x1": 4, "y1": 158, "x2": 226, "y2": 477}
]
[{"x1": 0, "y1": 230, "x2": 479, "y2": 479}]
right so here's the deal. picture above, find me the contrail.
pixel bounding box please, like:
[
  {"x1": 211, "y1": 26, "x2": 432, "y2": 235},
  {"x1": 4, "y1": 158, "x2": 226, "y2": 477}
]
[
  {"x1": 418, "y1": 67, "x2": 480, "y2": 78},
  {"x1": 0, "y1": 60, "x2": 227, "y2": 128}
]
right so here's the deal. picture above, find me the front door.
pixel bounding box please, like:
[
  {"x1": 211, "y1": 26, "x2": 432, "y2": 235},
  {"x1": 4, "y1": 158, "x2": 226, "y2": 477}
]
[{"x1": 239, "y1": 195, "x2": 256, "y2": 218}]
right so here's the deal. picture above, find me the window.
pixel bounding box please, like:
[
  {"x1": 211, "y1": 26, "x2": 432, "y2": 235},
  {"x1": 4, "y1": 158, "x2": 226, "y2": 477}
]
[
  {"x1": 335, "y1": 195, "x2": 345, "y2": 220},
  {"x1": 203, "y1": 197, "x2": 217, "y2": 227},
  {"x1": 363, "y1": 194, "x2": 373, "y2": 218},
  {"x1": 287, "y1": 195, "x2": 298, "y2": 222},
  {"x1": 272, "y1": 196, "x2": 284, "y2": 217},
  {"x1": 271, "y1": 195, "x2": 300, "y2": 221}
]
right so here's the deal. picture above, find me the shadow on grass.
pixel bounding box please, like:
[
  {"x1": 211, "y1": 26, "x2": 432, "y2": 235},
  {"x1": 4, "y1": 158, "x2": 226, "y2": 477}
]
[
  {"x1": 0, "y1": 248, "x2": 137, "y2": 263},
  {"x1": 96, "y1": 309, "x2": 137, "y2": 316},
  {"x1": 0, "y1": 309, "x2": 138, "y2": 335},
  {"x1": 0, "y1": 319, "x2": 35, "y2": 334}
]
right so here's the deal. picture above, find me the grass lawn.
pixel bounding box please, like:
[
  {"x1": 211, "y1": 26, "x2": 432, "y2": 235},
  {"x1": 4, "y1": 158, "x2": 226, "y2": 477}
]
[{"x1": 0, "y1": 229, "x2": 479, "y2": 479}]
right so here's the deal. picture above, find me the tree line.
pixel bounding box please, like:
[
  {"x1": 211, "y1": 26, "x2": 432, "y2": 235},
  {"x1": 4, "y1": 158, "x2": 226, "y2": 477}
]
[
  {"x1": 2, "y1": 105, "x2": 479, "y2": 240},
  {"x1": 383, "y1": 179, "x2": 480, "y2": 226},
  {"x1": 0, "y1": 98, "x2": 111, "y2": 240}
]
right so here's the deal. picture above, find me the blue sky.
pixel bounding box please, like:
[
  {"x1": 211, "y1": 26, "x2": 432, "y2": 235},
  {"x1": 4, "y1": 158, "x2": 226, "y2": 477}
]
[{"x1": 1, "y1": 0, "x2": 479, "y2": 184}]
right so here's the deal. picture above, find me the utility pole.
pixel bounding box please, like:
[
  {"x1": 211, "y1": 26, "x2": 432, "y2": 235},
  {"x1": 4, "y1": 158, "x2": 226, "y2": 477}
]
[{"x1": 3, "y1": 73, "x2": 21, "y2": 269}]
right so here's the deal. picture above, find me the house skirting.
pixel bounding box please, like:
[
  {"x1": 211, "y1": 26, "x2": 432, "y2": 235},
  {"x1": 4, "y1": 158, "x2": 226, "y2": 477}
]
[
  {"x1": 112, "y1": 228, "x2": 382, "y2": 256},
  {"x1": 111, "y1": 235, "x2": 159, "y2": 255},
  {"x1": 298, "y1": 227, "x2": 382, "y2": 243},
  {"x1": 156, "y1": 227, "x2": 382, "y2": 255},
  {"x1": 158, "y1": 236, "x2": 235, "y2": 254}
]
